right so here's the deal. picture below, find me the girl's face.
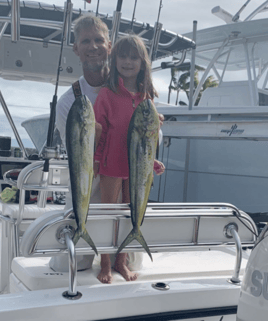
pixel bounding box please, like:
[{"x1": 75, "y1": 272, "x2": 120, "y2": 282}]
[{"x1": 116, "y1": 49, "x2": 142, "y2": 82}]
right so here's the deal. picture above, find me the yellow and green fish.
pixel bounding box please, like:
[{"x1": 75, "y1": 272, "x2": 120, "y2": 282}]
[
  {"x1": 66, "y1": 95, "x2": 98, "y2": 255},
  {"x1": 116, "y1": 99, "x2": 159, "y2": 261}
]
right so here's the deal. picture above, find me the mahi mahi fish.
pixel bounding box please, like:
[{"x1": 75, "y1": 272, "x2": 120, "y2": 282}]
[
  {"x1": 116, "y1": 99, "x2": 159, "y2": 261},
  {"x1": 66, "y1": 95, "x2": 98, "y2": 255}
]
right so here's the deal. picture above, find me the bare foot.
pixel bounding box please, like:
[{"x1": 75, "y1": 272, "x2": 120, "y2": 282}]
[
  {"x1": 114, "y1": 263, "x2": 138, "y2": 281},
  {"x1": 97, "y1": 266, "x2": 113, "y2": 284},
  {"x1": 114, "y1": 253, "x2": 138, "y2": 281},
  {"x1": 97, "y1": 254, "x2": 113, "y2": 284}
]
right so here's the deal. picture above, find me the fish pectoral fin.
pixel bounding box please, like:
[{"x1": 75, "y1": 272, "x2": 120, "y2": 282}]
[
  {"x1": 73, "y1": 228, "x2": 98, "y2": 255},
  {"x1": 116, "y1": 228, "x2": 153, "y2": 262}
]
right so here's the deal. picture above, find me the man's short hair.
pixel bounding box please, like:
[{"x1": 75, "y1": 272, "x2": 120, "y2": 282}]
[{"x1": 74, "y1": 14, "x2": 109, "y2": 42}]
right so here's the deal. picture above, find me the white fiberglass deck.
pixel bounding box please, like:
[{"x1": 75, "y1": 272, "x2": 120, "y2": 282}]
[{"x1": 10, "y1": 248, "x2": 250, "y2": 292}]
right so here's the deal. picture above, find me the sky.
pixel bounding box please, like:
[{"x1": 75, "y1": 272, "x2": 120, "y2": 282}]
[{"x1": 0, "y1": 0, "x2": 267, "y2": 121}]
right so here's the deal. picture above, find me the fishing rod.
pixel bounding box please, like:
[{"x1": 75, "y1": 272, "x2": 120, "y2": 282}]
[
  {"x1": 232, "y1": 0, "x2": 251, "y2": 22},
  {"x1": 96, "y1": 0, "x2": 100, "y2": 16},
  {"x1": 38, "y1": 0, "x2": 72, "y2": 207},
  {"x1": 130, "y1": 0, "x2": 137, "y2": 31},
  {"x1": 46, "y1": 0, "x2": 72, "y2": 151},
  {"x1": 156, "y1": 0, "x2": 163, "y2": 25}
]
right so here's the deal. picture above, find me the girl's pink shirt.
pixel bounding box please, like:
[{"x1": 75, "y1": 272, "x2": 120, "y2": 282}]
[{"x1": 94, "y1": 78, "x2": 144, "y2": 178}]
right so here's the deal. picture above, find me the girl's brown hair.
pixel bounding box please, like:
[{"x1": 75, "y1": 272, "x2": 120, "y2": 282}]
[{"x1": 107, "y1": 34, "x2": 158, "y2": 100}]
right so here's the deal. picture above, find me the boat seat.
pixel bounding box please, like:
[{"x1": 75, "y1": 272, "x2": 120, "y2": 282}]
[
  {"x1": 11, "y1": 203, "x2": 258, "y2": 294},
  {"x1": 0, "y1": 160, "x2": 68, "y2": 293}
]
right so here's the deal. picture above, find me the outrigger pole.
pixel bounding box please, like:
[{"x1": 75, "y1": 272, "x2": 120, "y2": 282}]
[{"x1": 38, "y1": 0, "x2": 72, "y2": 207}]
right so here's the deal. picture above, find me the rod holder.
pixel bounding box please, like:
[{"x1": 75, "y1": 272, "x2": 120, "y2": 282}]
[
  {"x1": 110, "y1": 11, "x2": 121, "y2": 47},
  {"x1": 36, "y1": 171, "x2": 49, "y2": 208},
  {"x1": 62, "y1": 228, "x2": 82, "y2": 300},
  {"x1": 11, "y1": 0, "x2": 20, "y2": 42},
  {"x1": 65, "y1": 1, "x2": 73, "y2": 46},
  {"x1": 224, "y1": 222, "x2": 242, "y2": 284},
  {"x1": 149, "y1": 22, "x2": 163, "y2": 61}
]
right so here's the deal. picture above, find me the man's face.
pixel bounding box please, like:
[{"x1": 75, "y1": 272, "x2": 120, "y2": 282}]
[{"x1": 73, "y1": 27, "x2": 111, "y2": 72}]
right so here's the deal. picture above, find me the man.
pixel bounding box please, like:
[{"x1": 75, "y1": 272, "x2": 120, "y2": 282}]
[{"x1": 53, "y1": 14, "x2": 164, "y2": 283}]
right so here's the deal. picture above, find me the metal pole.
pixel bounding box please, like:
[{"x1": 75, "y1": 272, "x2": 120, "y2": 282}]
[
  {"x1": 149, "y1": 0, "x2": 163, "y2": 62},
  {"x1": 243, "y1": 42, "x2": 256, "y2": 106},
  {"x1": 130, "y1": 0, "x2": 138, "y2": 30},
  {"x1": 149, "y1": 22, "x2": 163, "y2": 61},
  {"x1": 251, "y1": 43, "x2": 259, "y2": 105},
  {"x1": 229, "y1": 226, "x2": 242, "y2": 283},
  {"x1": 0, "y1": 12, "x2": 10, "y2": 40},
  {"x1": 245, "y1": 0, "x2": 268, "y2": 21},
  {"x1": 65, "y1": 1, "x2": 73, "y2": 46},
  {"x1": 232, "y1": 0, "x2": 251, "y2": 22},
  {"x1": 219, "y1": 49, "x2": 231, "y2": 85},
  {"x1": 65, "y1": 231, "x2": 77, "y2": 296},
  {"x1": 11, "y1": 0, "x2": 20, "y2": 42},
  {"x1": 184, "y1": 21, "x2": 197, "y2": 202},
  {"x1": 188, "y1": 21, "x2": 197, "y2": 110},
  {"x1": 183, "y1": 139, "x2": 190, "y2": 203},
  {"x1": 96, "y1": 0, "x2": 100, "y2": 16},
  {"x1": 110, "y1": 0, "x2": 123, "y2": 46}
]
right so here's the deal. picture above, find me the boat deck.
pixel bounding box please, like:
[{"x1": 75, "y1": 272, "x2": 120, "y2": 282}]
[
  {"x1": 10, "y1": 248, "x2": 250, "y2": 292},
  {"x1": 0, "y1": 248, "x2": 248, "y2": 321}
]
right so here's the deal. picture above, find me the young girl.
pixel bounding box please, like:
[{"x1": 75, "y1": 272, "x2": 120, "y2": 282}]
[{"x1": 93, "y1": 34, "x2": 165, "y2": 284}]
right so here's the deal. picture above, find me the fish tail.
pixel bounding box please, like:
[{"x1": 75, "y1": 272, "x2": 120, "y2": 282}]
[
  {"x1": 73, "y1": 228, "x2": 98, "y2": 255},
  {"x1": 116, "y1": 228, "x2": 153, "y2": 262},
  {"x1": 72, "y1": 229, "x2": 80, "y2": 246}
]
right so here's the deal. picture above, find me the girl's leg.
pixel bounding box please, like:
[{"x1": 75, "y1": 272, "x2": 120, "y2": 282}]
[
  {"x1": 97, "y1": 175, "x2": 122, "y2": 284},
  {"x1": 114, "y1": 179, "x2": 138, "y2": 281}
]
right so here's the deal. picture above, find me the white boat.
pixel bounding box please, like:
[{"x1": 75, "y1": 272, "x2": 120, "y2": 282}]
[
  {"x1": 0, "y1": 1, "x2": 267, "y2": 320},
  {"x1": 155, "y1": 2, "x2": 268, "y2": 215}
]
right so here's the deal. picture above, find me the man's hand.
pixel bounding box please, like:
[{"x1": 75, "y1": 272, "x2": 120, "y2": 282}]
[{"x1": 158, "y1": 113, "x2": 164, "y2": 127}]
